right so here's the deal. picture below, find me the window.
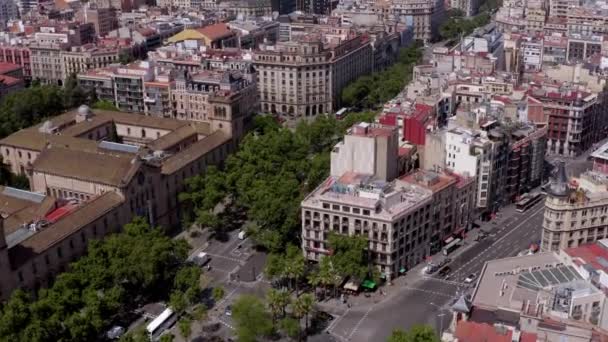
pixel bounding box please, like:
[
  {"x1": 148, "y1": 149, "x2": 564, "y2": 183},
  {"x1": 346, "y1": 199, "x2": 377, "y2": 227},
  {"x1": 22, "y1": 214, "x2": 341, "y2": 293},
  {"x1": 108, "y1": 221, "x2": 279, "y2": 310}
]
[
  {"x1": 57, "y1": 247, "x2": 63, "y2": 258},
  {"x1": 363, "y1": 209, "x2": 370, "y2": 216},
  {"x1": 322, "y1": 203, "x2": 330, "y2": 209}
]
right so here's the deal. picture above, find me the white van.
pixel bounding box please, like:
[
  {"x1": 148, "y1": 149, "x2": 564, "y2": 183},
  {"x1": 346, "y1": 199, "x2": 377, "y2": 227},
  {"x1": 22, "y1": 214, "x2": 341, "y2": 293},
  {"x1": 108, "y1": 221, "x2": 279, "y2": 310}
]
[
  {"x1": 238, "y1": 230, "x2": 247, "y2": 240},
  {"x1": 193, "y1": 252, "x2": 210, "y2": 267}
]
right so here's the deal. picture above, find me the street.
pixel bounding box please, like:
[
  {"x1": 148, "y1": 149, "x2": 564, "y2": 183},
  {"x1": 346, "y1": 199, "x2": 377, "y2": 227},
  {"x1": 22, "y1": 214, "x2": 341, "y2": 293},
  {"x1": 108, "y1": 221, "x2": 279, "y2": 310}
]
[{"x1": 321, "y1": 199, "x2": 545, "y2": 342}]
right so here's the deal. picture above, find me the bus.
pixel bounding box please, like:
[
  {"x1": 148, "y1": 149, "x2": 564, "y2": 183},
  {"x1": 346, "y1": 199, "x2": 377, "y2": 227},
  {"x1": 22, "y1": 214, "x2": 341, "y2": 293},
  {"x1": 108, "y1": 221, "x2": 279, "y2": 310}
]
[
  {"x1": 515, "y1": 193, "x2": 544, "y2": 213},
  {"x1": 442, "y1": 238, "x2": 461, "y2": 256},
  {"x1": 335, "y1": 107, "x2": 348, "y2": 120},
  {"x1": 146, "y1": 308, "x2": 177, "y2": 341}
]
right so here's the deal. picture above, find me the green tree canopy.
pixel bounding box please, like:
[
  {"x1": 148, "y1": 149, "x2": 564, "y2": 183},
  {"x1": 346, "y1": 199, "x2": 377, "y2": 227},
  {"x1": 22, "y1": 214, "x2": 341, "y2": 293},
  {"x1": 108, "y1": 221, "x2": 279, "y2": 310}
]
[
  {"x1": 232, "y1": 295, "x2": 273, "y2": 342},
  {"x1": 387, "y1": 325, "x2": 439, "y2": 342},
  {"x1": 327, "y1": 232, "x2": 369, "y2": 280},
  {"x1": 0, "y1": 217, "x2": 191, "y2": 342}
]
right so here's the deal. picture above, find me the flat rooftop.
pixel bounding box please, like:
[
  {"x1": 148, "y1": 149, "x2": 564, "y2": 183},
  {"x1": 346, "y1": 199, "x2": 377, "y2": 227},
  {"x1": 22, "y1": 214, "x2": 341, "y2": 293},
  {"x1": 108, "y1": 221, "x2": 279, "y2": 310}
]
[
  {"x1": 472, "y1": 253, "x2": 581, "y2": 311},
  {"x1": 303, "y1": 172, "x2": 433, "y2": 220}
]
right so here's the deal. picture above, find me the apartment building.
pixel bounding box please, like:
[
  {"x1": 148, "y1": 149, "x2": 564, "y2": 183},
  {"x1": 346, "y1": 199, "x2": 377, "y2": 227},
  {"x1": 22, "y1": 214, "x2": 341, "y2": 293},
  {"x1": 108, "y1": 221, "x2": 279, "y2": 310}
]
[
  {"x1": 61, "y1": 45, "x2": 120, "y2": 80},
  {"x1": 253, "y1": 33, "x2": 372, "y2": 117},
  {"x1": 0, "y1": 44, "x2": 31, "y2": 80},
  {"x1": 542, "y1": 150, "x2": 608, "y2": 251},
  {"x1": 401, "y1": 170, "x2": 476, "y2": 253},
  {"x1": 528, "y1": 87, "x2": 599, "y2": 157},
  {"x1": 172, "y1": 70, "x2": 258, "y2": 141},
  {"x1": 391, "y1": 0, "x2": 445, "y2": 41},
  {"x1": 30, "y1": 41, "x2": 69, "y2": 86},
  {"x1": 301, "y1": 170, "x2": 434, "y2": 278},
  {"x1": 505, "y1": 125, "x2": 547, "y2": 202},
  {"x1": 330, "y1": 123, "x2": 399, "y2": 182},
  {"x1": 567, "y1": 34, "x2": 603, "y2": 62},
  {"x1": 76, "y1": 7, "x2": 119, "y2": 37}
]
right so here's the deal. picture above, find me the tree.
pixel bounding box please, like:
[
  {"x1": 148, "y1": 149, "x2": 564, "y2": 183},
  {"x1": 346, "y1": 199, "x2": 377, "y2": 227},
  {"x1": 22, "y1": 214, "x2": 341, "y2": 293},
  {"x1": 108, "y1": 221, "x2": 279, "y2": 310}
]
[
  {"x1": 192, "y1": 304, "x2": 207, "y2": 321},
  {"x1": 266, "y1": 289, "x2": 290, "y2": 323},
  {"x1": 279, "y1": 317, "x2": 300, "y2": 340},
  {"x1": 169, "y1": 291, "x2": 187, "y2": 314},
  {"x1": 212, "y1": 286, "x2": 225, "y2": 303},
  {"x1": 178, "y1": 318, "x2": 192, "y2": 340},
  {"x1": 63, "y1": 73, "x2": 87, "y2": 109},
  {"x1": 327, "y1": 232, "x2": 369, "y2": 281},
  {"x1": 232, "y1": 295, "x2": 273, "y2": 342},
  {"x1": 0, "y1": 217, "x2": 192, "y2": 342},
  {"x1": 293, "y1": 294, "x2": 315, "y2": 335},
  {"x1": 284, "y1": 245, "x2": 306, "y2": 294},
  {"x1": 159, "y1": 334, "x2": 175, "y2": 342},
  {"x1": 387, "y1": 325, "x2": 439, "y2": 342},
  {"x1": 92, "y1": 99, "x2": 120, "y2": 111},
  {"x1": 119, "y1": 50, "x2": 135, "y2": 65}
]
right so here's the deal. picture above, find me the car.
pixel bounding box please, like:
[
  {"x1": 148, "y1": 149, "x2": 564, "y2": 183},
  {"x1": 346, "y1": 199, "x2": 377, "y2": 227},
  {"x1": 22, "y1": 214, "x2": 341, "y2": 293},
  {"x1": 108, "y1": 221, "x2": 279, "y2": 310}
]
[
  {"x1": 425, "y1": 264, "x2": 438, "y2": 274},
  {"x1": 439, "y1": 258, "x2": 452, "y2": 267},
  {"x1": 464, "y1": 273, "x2": 477, "y2": 284},
  {"x1": 438, "y1": 266, "x2": 451, "y2": 278},
  {"x1": 106, "y1": 326, "x2": 125, "y2": 340},
  {"x1": 225, "y1": 305, "x2": 232, "y2": 316}
]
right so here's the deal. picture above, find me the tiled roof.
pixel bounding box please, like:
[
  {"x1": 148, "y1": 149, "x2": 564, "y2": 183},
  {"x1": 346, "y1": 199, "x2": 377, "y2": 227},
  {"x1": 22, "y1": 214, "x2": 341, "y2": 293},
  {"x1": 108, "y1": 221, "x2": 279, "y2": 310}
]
[
  {"x1": 32, "y1": 146, "x2": 141, "y2": 187},
  {"x1": 454, "y1": 320, "x2": 513, "y2": 342},
  {"x1": 161, "y1": 130, "x2": 230, "y2": 175},
  {"x1": 196, "y1": 23, "x2": 234, "y2": 41},
  {"x1": 8, "y1": 192, "x2": 124, "y2": 269}
]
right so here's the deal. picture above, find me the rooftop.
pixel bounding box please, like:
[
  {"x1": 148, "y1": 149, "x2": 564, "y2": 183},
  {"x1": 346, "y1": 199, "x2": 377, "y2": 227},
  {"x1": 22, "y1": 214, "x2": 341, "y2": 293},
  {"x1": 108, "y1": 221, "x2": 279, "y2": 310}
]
[
  {"x1": 8, "y1": 192, "x2": 124, "y2": 269},
  {"x1": 400, "y1": 170, "x2": 457, "y2": 193},
  {"x1": 32, "y1": 147, "x2": 141, "y2": 187},
  {"x1": 303, "y1": 172, "x2": 433, "y2": 219}
]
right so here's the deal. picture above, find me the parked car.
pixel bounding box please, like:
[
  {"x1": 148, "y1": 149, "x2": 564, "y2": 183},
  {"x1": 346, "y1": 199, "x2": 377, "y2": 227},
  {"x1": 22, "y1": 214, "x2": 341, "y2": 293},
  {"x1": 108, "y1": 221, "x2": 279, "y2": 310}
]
[
  {"x1": 192, "y1": 252, "x2": 211, "y2": 267},
  {"x1": 439, "y1": 258, "x2": 452, "y2": 267},
  {"x1": 425, "y1": 264, "x2": 438, "y2": 274},
  {"x1": 106, "y1": 326, "x2": 125, "y2": 340},
  {"x1": 464, "y1": 273, "x2": 477, "y2": 284},
  {"x1": 225, "y1": 305, "x2": 232, "y2": 316}
]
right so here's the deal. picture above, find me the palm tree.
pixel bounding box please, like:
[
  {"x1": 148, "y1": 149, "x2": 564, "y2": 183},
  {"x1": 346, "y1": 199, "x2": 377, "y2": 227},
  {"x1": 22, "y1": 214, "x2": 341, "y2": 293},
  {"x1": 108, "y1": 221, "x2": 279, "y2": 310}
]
[
  {"x1": 294, "y1": 294, "x2": 315, "y2": 336},
  {"x1": 267, "y1": 289, "x2": 291, "y2": 323},
  {"x1": 285, "y1": 247, "x2": 306, "y2": 295},
  {"x1": 307, "y1": 271, "x2": 321, "y2": 299}
]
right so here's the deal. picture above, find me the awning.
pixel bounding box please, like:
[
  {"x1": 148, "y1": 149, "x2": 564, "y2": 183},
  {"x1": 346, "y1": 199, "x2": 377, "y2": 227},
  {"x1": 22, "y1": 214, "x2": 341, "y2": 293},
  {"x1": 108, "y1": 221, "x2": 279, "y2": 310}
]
[
  {"x1": 343, "y1": 281, "x2": 359, "y2": 291},
  {"x1": 361, "y1": 280, "x2": 376, "y2": 290}
]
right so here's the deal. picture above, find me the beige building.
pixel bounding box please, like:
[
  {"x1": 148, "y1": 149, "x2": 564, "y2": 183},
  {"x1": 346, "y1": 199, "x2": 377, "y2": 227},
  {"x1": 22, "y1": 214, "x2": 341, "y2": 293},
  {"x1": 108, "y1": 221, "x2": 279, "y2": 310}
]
[
  {"x1": 0, "y1": 104, "x2": 244, "y2": 299},
  {"x1": 390, "y1": 0, "x2": 445, "y2": 41},
  {"x1": 541, "y1": 160, "x2": 608, "y2": 252},
  {"x1": 301, "y1": 172, "x2": 433, "y2": 278},
  {"x1": 253, "y1": 34, "x2": 372, "y2": 117},
  {"x1": 30, "y1": 42, "x2": 69, "y2": 86},
  {"x1": 171, "y1": 70, "x2": 258, "y2": 141},
  {"x1": 0, "y1": 188, "x2": 129, "y2": 300},
  {"x1": 330, "y1": 122, "x2": 399, "y2": 182},
  {"x1": 61, "y1": 45, "x2": 120, "y2": 80}
]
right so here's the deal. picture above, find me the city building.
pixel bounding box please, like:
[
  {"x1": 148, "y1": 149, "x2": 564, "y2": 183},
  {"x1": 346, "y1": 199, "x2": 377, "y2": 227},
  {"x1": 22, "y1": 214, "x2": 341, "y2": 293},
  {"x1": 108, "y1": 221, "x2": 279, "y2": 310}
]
[
  {"x1": 301, "y1": 171, "x2": 433, "y2": 278},
  {"x1": 254, "y1": 33, "x2": 372, "y2": 116},
  {"x1": 330, "y1": 123, "x2": 400, "y2": 182},
  {"x1": 401, "y1": 169, "x2": 476, "y2": 253},
  {"x1": 76, "y1": 6, "x2": 119, "y2": 37},
  {"x1": 61, "y1": 44, "x2": 120, "y2": 80},
  {"x1": 0, "y1": 61, "x2": 24, "y2": 98},
  {"x1": 0, "y1": 44, "x2": 31, "y2": 81},
  {"x1": 0, "y1": 103, "x2": 247, "y2": 299},
  {"x1": 541, "y1": 147, "x2": 608, "y2": 251},
  {"x1": 449, "y1": 250, "x2": 608, "y2": 342}
]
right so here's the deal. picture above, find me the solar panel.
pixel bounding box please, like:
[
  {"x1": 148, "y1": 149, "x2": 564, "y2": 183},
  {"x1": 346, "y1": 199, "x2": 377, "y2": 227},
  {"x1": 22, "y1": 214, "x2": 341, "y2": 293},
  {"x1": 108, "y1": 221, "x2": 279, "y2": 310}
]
[
  {"x1": 98, "y1": 141, "x2": 140, "y2": 154},
  {"x1": 553, "y1": 268, "x2": 568, "y2": 282},
  {"x1": 541, "y1": 269, "x2": 560, "y2": 285},
  {"x1": 532, "y1": 271, "x2": 550, "y2": 287},
  {"x1": 2, "y1": 187, "x2": 45, "y2": 203}
]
